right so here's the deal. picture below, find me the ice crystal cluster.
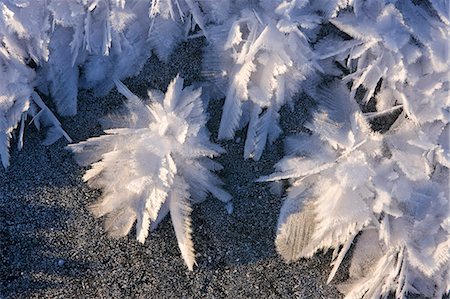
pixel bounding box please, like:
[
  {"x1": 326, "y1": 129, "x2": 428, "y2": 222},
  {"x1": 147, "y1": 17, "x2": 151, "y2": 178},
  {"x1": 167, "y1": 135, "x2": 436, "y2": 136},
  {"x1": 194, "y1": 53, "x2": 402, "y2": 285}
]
[
  {"x1": 68, "y1": 76, "x2": 231, "y2": 270},
  {"x1": 1, "y1": 0, "x2": 448, "y2": 298}
]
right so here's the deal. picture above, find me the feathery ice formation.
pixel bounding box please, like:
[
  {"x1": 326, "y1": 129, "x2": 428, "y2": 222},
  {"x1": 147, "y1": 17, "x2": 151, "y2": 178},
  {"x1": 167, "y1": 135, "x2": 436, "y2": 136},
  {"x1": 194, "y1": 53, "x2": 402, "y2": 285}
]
[{"x1": 68, "y1": 76, "x2": 231, "y2": 270}]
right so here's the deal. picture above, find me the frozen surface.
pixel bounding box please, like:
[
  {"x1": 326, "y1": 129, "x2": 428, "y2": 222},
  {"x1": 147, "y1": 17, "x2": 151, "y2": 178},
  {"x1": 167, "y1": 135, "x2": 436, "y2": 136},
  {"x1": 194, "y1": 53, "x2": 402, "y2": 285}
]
[{"x1": 1, "y1": 38, "x2": 346, "y2": 298}]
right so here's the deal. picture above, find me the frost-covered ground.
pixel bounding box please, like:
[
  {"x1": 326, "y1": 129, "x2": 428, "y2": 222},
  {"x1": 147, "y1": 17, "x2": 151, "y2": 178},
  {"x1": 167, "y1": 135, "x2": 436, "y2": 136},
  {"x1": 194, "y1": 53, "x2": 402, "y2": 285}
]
[
  {"x1": 0, "y1": 38, "x2": 346, "y2": 299},
  {"x1": 1, "y1": 1, "x2": 449, "y2": 298}
]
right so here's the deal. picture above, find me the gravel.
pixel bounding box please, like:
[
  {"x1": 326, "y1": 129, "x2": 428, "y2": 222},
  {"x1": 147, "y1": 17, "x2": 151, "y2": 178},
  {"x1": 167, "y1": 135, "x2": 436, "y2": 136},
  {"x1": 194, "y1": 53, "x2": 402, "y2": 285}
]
[{"x1": 0, "y1": 38, "x2": 345, "y2": 298}]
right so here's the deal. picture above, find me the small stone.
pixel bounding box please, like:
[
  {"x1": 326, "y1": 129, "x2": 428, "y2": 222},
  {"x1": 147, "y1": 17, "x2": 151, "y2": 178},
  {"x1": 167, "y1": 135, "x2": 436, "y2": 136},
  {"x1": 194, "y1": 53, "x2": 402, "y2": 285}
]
[
  {"x1": 226, "y1": 202, "x2": 233, "y2": 214},
  {"x1": 57, "y1": 259, "x2": 65, "y2": 267}
]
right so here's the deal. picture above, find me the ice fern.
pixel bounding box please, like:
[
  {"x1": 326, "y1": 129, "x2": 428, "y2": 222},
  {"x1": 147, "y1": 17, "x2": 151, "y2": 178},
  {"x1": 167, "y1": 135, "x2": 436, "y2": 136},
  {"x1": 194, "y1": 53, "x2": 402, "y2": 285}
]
[
  {"x1": 314, "y1": 0, "x2": 449, "y2": 127},
  {"x1": 0, "y1": 0, "x2": 71, "y2": 168},
  {"x1": 45, "y1": 0, "x2": 152, "y2": 111},
  {"x1": 67, "y1": 76, "x2": 232, "y2": 270},
  {"x1": 262, "y1": 80, "x2": 449, "y2": 298},
  {"x1": 263, "y1": 0, "x2": 449, "y2": 296},
  {"x1": 0, "y1": 0, "x2": 149, "y2": 168},
  {"x1": 260, "y1": 82, "x2": 383, "y2": 265},
  {"x1": 148, "y1": 0, "x2": 213, "y2": 62},
  {"x1": 203, "y1": 4, "x2": 316, "y2": 160}
]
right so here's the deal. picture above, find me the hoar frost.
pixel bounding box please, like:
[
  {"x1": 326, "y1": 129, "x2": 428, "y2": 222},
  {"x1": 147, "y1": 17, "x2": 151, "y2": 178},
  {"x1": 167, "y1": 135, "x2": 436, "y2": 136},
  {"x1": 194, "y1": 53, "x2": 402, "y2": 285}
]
[
  {"x1": 68, "y1": 76, "x2": 231, "y2": 270},
  {"x1": 1, "y1": 1, "x2": 448, "y2": 297}
]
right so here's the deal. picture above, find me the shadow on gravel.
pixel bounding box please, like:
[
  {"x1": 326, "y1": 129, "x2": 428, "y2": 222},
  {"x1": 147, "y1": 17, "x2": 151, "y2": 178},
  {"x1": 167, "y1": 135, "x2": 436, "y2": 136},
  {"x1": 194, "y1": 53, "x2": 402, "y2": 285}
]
[
  {"x1": 0, "y1": 201, "x2": 95, "y2": 298},
  {"x1": 0, "y1": 129, "x2": 97, "y2": 298}
]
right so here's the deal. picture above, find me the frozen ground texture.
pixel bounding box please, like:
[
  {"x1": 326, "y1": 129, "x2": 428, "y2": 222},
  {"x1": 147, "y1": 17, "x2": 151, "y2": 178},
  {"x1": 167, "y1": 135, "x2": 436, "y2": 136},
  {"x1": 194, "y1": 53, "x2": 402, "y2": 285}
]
[
  {"x1": 1, "y1": 40, "x2": 345, "y2": 298},
  {"x1": 0, "y1": 1, "x2": 449, "y2": 298}
]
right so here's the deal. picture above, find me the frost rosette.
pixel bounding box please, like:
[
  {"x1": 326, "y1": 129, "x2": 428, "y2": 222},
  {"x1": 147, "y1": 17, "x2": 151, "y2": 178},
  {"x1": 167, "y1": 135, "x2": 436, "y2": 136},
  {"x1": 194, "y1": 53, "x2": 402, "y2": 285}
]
[
  {"x1": 67, "y1": 76, "x2": 231, "y2": 270},
  {"x1": 203, "y1": 7, "x2": 316, "y2": 161}
]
